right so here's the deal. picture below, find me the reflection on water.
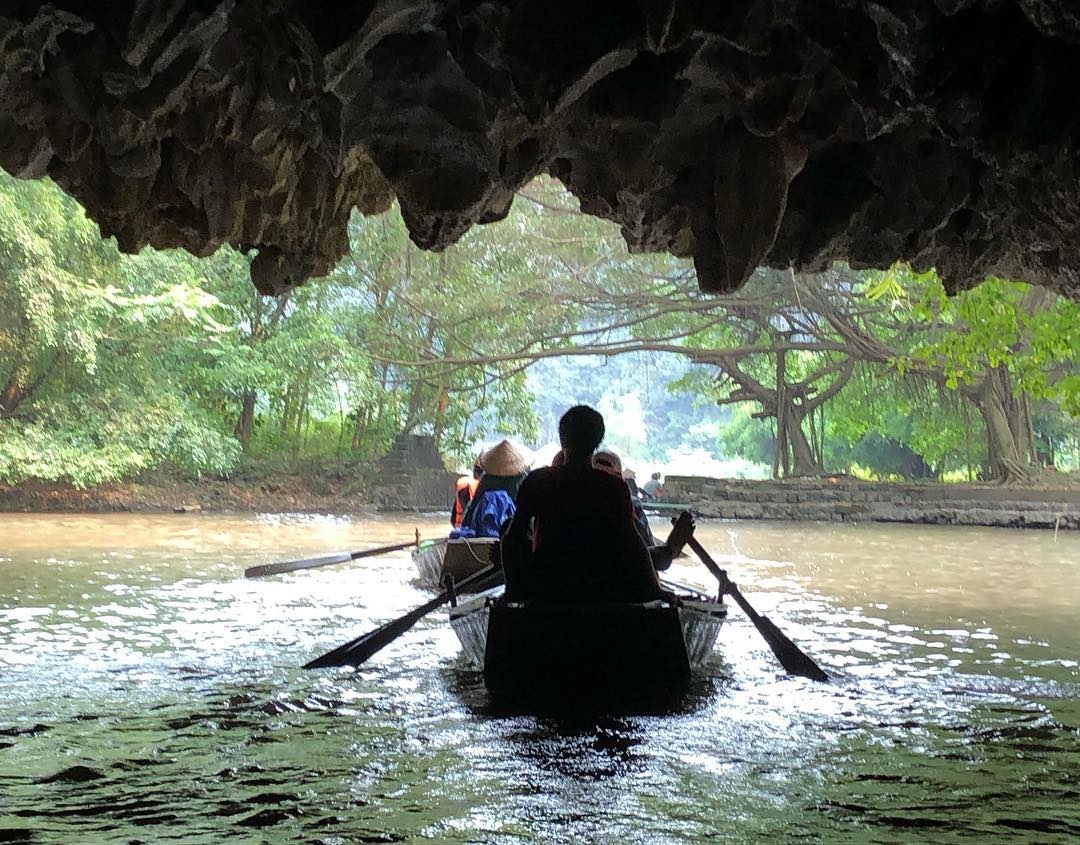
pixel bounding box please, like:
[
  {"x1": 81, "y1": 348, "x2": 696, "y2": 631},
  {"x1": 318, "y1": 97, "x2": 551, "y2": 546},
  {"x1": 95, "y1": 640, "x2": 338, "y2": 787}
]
[{"x1": 0, "y1": 513, "x2": 1078, "y2": 843}]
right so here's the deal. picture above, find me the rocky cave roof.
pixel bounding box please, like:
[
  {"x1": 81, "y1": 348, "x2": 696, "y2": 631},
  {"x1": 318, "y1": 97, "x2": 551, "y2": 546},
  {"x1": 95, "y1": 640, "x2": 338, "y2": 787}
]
[{"x1": 2, "y1": 2, "x2": 1079, "y2": 299}]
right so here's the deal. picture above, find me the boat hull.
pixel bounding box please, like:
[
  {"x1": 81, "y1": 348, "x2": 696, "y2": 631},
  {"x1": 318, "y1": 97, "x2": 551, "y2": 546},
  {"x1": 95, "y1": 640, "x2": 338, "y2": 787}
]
[
  {"x1": 449, "y1": 588, "x2": 727, "y2": 706},
  {"x1": 413, "y1": 537, "x2": 498, "y2": 590}
]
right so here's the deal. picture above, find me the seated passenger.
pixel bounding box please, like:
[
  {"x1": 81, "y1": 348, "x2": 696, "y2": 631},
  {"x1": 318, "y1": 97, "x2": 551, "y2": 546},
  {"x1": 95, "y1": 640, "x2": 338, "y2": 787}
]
[
  {"x1": 502, "y1": 406, "x2": 691, "y2": 602},
  {"x1": 450, "y1": 457, "x2": 483, "y2": 528},
  {"x1": 593, "y1": 449, "x2": 692, "y2": 572},
  {"x1": 641, "y1": 471, "x2": 664, "y2": 501},
  {"x1": 593, "y1": 449, "x2": 655, "y2": 546},
  {"x1": 452, "y1": 440, "x2": 529, "y2": 539}
]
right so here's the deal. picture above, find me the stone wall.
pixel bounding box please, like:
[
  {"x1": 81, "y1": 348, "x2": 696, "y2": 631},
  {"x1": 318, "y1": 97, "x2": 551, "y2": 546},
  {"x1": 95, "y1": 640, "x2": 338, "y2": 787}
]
[
  {"x1": 373, "y1": 435, "x2": 457, "y2": 511},
  {"x1": 663, "y1": 477, "x2": 1080, "y2": 530}
]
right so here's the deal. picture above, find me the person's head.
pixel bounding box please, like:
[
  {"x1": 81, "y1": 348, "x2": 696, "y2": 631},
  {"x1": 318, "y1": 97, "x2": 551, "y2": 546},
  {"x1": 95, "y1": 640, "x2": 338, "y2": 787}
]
[
  {"x1": 472, "y1": 456, "x2": 483, "y2": 479},
  {"x1": 558, "y1": 405, "x2": 605, "y2": 459},
  {"x1": 651, "y1": 471, "x2": 662, "y2": 481},
  {"x1": 551, "y1": 449, "x2": 566, "y2": 468},
  {"x1": 592, "y1": 449, "x2": 622, "y2": 478}
]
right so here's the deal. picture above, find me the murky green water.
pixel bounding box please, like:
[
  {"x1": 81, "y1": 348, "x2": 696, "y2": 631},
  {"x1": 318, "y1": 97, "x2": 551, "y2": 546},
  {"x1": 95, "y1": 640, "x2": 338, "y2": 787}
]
[{"x1": 1, "y1": 513, "x2": 1077, "y2": 843}]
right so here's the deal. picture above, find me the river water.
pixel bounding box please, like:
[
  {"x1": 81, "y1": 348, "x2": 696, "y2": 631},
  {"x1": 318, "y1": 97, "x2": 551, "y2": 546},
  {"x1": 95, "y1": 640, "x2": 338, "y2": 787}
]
[{"x1": 0, "y1": 512, "x2": 1077, "y2": 844}]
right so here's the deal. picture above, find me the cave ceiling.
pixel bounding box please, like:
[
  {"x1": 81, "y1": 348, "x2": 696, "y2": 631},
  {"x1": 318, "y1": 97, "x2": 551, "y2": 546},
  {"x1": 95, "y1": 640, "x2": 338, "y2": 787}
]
[{"x1": 2, "y1": 1, "x2": 1080, "y2": 300}]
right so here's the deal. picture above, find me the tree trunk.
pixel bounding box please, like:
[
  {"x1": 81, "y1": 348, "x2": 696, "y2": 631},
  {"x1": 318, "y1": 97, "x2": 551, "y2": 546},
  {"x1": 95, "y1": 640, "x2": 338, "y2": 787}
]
[
  {"x1": 433, "y1": 387, "x2": 448, "y2": 449},
  {"x1": 0, "y1": 355, "x2": 48, "y2": 416},
  {"x1": 817, "y1": 403, "x2": 825, "y2": 468},
  {"x1": 351, "y1": 405, "x2": 368, "y2": 451},
  {"x1": 281, "y1": 383, "x2": 295, "y2": 434},
  {"x1": 0, "y1": 376, "x2": 26, "y2": 416},
  {"x1": 234, "y1": 391, "x2": 257, "y2": 446},
  {"x1": 293, "y1": 379, "x2": 310, "y2": 456},
  {"x1": 978, "y1": 400, "x2": 1028, "y2": 483},
  {"x1": 974, "y1": 369, "x2": 1030, "y2": 483},
  {"x1": 402, "y1": 380, "x2": 425, "y2": 434},
  {"x1": 374, "y1": 365, "x2": 388, "y2": 436},
  {"x1": 1022, "y1": 394, "x2": 1038, "y2": 465},
  {"x1": 772, "y1": 348, "x2": 786, "y2": 479},
  {"x1": 785, "y1": 405, "x2": 823, "y2": 476}
]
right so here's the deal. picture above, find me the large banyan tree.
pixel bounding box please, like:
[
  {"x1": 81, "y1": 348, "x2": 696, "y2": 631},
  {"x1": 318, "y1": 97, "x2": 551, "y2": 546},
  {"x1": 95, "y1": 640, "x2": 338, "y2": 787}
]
[{"x1": 2, "y1": 2, "x2": 1080, "y2": 301}]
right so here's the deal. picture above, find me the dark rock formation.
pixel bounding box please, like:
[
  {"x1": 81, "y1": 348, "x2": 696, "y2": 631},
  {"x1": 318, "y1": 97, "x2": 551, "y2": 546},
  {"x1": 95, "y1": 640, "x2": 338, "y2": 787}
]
[{"x1": 2, "y1": 2, "x2": 1080, "y2": 298}]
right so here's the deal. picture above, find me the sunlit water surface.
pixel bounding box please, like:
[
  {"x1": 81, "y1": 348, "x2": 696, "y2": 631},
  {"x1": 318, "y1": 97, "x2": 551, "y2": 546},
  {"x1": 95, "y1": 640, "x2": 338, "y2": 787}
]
[{"x1": 0, "y1": 513, "x2": 1077, "y2": 844}]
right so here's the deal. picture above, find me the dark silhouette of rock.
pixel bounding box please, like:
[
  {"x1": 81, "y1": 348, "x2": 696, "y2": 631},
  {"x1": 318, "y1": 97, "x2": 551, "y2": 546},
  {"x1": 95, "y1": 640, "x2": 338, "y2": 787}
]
[
  {"x1": 35, "y1": 765, "x2": 105, "y2": 784},
  {"x1": 2, "y1": 3, "x2": 1079, "y2": 299},
  {"x1": 0, "y1": 723, "x2": 50, "y2": 737}
]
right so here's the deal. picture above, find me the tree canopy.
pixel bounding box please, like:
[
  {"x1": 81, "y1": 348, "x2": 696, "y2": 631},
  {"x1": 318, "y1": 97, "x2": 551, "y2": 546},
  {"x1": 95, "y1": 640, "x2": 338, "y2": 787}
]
[{"x1": 0, "y1": 171, "x2": 1076, "y2": 487}]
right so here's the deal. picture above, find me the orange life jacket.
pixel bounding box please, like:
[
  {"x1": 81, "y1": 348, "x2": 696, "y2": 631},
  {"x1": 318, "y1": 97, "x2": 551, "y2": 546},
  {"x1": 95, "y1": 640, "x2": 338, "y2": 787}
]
[{"x1": 451, "y1": 475, "x2": 479, "y2": 527}]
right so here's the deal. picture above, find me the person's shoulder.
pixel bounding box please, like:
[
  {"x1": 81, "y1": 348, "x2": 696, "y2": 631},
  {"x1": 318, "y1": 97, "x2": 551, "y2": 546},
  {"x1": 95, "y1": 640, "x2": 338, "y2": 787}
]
[
  {"x1": 523, "y1": 466, "x2": 555, "y2": 481},
  {"x1": 590, "y1": 467, "x2": 631, "y2": 493},
  {"x1": 518, "y1": 466, "x2": 555, "y2": 491}
]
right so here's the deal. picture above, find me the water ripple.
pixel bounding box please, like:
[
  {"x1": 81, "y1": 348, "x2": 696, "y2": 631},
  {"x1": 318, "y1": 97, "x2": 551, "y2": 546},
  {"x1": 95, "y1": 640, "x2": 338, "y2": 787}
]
[{"x1": 0, "y1": 514, "x2": 1077, "y2": 843}]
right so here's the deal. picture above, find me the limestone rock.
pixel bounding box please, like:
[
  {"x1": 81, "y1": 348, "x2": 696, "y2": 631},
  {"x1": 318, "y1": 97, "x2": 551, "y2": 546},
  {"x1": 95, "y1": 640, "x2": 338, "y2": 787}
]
[{"x1": 2, "y1": 2, "x2": 1080, "y2": 299}]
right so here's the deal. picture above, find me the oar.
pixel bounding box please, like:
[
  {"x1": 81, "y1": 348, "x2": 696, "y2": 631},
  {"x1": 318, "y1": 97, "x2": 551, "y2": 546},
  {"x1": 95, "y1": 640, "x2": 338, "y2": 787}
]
[
  {"x1": 244, "y1": 538, "x2": 422, "y2": 579},
  {"x1": 304, "y1": 564, "x2": 500, "y2": 669},
  {"x1": 686, "y1": 536, "x2": 829, "y2": 682}
]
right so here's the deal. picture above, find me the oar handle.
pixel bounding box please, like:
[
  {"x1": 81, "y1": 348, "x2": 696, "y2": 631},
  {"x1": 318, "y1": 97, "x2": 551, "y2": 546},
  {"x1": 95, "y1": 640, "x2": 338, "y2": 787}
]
[{"x1": 685, "y1": 536, "x2": 760, "y2": 622}]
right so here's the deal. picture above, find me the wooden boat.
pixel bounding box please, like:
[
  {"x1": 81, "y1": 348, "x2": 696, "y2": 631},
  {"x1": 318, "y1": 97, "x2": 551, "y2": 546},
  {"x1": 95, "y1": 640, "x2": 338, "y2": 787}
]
[
  {"x1": 448, "y1": 581, "x2": 727, "y2": 706},
  {"x1": 640, "y1": 501, "x2": 692, "y2": 514},
  {"x1": 412, "y1": 536, "x2": 498, "y2": 590}
]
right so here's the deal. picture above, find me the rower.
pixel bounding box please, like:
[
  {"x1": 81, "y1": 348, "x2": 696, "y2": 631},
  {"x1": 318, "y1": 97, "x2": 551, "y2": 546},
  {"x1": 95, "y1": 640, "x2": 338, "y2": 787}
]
[
  {"x1": 592, "y1": 448, "x2": 692, "y2": 572},
  {"x1": 502, "y1": 405, "x2": 693, "y2": 602}
]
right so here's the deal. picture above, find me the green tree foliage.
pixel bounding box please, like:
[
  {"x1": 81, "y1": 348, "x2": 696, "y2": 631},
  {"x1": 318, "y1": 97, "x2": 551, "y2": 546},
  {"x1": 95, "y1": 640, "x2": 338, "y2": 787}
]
[
  {"x1": 313, "y1": 200, "x2": 581, "y2": 463},
  {"x1": 0, "y1": 171, "x2": 1076, "y2": 488},
  {"x1": 862, "y1": 266, "x2": 1080, "y2": 480},
  {"x1": 0, "y1": 174, "x2": 240, "y2": 486}
]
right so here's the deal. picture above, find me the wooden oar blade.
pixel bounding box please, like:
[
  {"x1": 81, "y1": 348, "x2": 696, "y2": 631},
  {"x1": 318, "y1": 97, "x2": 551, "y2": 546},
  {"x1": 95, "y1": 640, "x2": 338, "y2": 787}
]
[
  {"x1": 753, "y1": 614, "x2": 830, "y2": 682},
  {"x1": 685, "y1": 535, "x2": 829, "y2": 682},
  {"x1": 245, "y1": 551, "x2": 353, "y2": 579},
  {"x1": 303, "y1": 599, "x2": 438, "y2": 669},
  {"x1": 304, "y1": 564, "x2": 499, "y2": 670},
  {"x1": 244, "y1": 539, "x2": 420, "y2": 579}
]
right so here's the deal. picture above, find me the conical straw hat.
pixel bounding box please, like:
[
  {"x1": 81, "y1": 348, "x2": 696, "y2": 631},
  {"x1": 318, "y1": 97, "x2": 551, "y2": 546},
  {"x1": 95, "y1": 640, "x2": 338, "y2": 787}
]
[{"x1": 481, "y1": 440, "x2": 530, "y2": 476}]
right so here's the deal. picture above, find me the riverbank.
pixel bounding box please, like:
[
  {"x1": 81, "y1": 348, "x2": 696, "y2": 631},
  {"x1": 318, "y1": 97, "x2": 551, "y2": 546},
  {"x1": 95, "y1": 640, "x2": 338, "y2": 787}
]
[
  {"x1": 0, "y1": 475, "x2": 375, "y2": 515},
  {"x1": 2, "y1": 473, "x2": 1079, "y2": 530},
  {"x1": 665, "y1": 476, "x2": 1080, "y2": 529}
]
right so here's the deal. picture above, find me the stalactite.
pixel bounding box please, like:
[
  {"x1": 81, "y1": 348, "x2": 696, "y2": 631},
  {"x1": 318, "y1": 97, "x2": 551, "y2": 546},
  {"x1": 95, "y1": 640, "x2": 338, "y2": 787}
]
[{"x1": 0, "y1": 4, "x2": 1077, "y2": 299}]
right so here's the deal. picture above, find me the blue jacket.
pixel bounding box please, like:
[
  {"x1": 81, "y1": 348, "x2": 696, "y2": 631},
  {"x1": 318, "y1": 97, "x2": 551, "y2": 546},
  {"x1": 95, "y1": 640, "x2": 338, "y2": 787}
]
[{"x1": 450, "y1": 489, "x2": 516, "y2": 539}]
